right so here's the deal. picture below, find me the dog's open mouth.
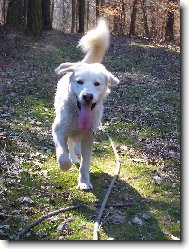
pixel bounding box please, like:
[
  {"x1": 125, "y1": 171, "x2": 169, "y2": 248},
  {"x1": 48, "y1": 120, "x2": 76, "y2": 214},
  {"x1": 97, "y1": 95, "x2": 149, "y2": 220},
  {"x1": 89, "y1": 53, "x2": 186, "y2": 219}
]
[{"x1": 77, "y1": 101, "x2": 96, "y2": 131}]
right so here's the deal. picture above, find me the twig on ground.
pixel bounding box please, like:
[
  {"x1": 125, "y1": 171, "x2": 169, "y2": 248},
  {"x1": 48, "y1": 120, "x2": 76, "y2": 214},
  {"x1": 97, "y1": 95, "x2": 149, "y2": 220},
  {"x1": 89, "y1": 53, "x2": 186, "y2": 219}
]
[
  {"x1": 13, "y1": 201, "x2": 136, "y2": 241},
  {"x1": 93, "y1": 126, "x2": 121, "y2": 240},
  {"x1": 13, "y1": 204, "x2": 81, "y2": 240},
  {"x1": 94, "y1": 203, "x2": 133, "y2": 208}
]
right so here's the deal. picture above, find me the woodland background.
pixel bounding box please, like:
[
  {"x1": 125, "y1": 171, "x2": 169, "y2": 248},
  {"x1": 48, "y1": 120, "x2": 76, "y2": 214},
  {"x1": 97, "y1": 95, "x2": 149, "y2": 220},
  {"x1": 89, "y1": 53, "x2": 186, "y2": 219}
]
[{"x1": 0, "y1": 0, "x2": 180, "y2": 44}]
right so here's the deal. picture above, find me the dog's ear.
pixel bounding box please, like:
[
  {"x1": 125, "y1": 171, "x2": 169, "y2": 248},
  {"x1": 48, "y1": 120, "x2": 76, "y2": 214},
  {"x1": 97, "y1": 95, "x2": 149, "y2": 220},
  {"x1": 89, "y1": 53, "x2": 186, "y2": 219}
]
[
  {"x1": 107, "y1": 72, "x2": 119, "y2": 87},
  {"x1": 55, "y1": 63, "x2": 75, "y2": 75}
]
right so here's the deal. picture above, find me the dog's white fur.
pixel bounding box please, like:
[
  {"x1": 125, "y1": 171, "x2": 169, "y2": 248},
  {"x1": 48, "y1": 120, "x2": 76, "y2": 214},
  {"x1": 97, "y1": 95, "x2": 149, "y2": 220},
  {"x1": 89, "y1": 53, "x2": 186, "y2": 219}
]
[{"x1": 52, "y1": 19, "x2": 119, "y2": 190}]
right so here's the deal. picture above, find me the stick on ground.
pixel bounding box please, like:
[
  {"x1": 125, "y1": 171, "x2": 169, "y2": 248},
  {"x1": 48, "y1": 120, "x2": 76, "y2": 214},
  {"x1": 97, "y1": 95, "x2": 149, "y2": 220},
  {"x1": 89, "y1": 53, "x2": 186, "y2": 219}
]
[
  {"x1": 93, "y1": 128, "x2": 121, "y2": 240},
  {"x1": 13, "y1": 205, "x2": 81, "y2": 240}
]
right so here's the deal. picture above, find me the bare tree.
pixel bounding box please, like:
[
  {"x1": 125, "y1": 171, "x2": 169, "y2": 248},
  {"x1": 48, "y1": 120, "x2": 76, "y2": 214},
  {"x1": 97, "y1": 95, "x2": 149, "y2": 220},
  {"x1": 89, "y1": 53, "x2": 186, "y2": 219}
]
[
  {"x1": 86, "y1": 0, "x2": 89, "y2": 30},
  {"x1": 42, "y1": 0, "x2": 52, "y2": 30},
  {"x1": 27, "y1": 0, "x2": 43, "y2": 35},
  {"x1": 78, "y1": 0, "x2": 85, "y2": 33},
  {"x1": 164, "y1": 0, "x2": 178, "y2": 42},
  {"x1": 96, "y1": 0, "x2": 100, "y2": 20},
  {"x1": 71, "y1": 0, "x2": 76, "y2": 32},
  {"x1": 24, "y1": 0, "x2": 28, "y2": 28},
  {"x1": 129, "y1": 0, "x2": 138, "y2": 36},
  {"x1": 140, "y1": 0, "x2": 149, "y2": 37},
  {"x1": 6, "y1": 0, "x2": 24, "y2": 27},
  {"x1": 49, "y1": 0, "x2": 180, "y2": 43},
  {"x1": 50, "y1": 0, "x2": 54, "y2": 25},
  {"x1": 3, "y1": 0, "x2": 6, "y2": 25}
]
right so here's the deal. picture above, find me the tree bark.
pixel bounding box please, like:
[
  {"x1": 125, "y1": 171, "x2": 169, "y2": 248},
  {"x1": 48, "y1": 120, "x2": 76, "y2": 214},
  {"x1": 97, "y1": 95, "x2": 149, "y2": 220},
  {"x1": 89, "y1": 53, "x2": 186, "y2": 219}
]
[
  {"x1": 78, "y1": 0, "x2": 85, "y2": 33},
  {"x1": 3, "y1": 0, "x2": 6, "y2": 25},
  {"x1": 24, "y1": 0, "x2": 28, "y2": 29},
  {"x1": 42, "y1": 0, "x2": 52, "y2": 30},
  {"x1": 27, "y1": 0, "x2": 43, "y2": 36},
  {"x1": 96, "y1": 0, "x2": 100, "y2": 20},
  {"x1": 71, "y1": 0, "x2": 76, "y2": 32},
  {"x1": 140, "y1": 0, "x2": 149, "y2": 38},
  {"x1": 129, "y1": 0, "x2": 138, "y2": 36},
  {"x1": 50, "y1": 0, "x2": 54, "y2": 26},
  {"x1": 165, "y1": 11, "x2": 174, "y2": 41},
  {"x1": 6, "y1": 0, "x2": 24, "y2": 27},
  {"x1": 86, "y1": 0, "x2": 89, "y2": 30}
]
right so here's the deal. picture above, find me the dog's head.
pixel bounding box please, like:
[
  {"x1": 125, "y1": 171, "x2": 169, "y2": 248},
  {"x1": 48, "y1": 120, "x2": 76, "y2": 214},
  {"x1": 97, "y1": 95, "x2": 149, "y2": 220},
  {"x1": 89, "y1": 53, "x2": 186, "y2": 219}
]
[{"x1": 55, "y1": 62, "x2": 119, "y2": 130}]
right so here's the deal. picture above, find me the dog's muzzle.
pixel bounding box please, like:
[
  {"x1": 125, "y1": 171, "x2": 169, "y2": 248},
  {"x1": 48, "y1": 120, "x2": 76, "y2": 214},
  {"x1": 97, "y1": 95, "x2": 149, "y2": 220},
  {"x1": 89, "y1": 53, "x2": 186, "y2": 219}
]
[{"x1": 77, "y1": 101, "x2": 96, "y2": 110}]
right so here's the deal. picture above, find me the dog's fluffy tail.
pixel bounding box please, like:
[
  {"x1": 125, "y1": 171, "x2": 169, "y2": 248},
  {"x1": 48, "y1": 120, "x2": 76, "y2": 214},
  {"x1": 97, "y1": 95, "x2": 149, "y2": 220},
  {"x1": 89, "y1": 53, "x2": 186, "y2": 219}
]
[{"x1": 78, "y1": 18, "x2": 110, "y2": 64}]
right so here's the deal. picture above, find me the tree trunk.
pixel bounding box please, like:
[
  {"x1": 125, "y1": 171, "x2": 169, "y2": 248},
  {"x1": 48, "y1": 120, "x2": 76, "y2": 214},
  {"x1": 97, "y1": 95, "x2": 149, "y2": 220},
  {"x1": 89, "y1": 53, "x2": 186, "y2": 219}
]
[
  {"x1": 51, "y1": 0, "x2": 54, "y2": 27},
  {"x1": 27, "y1": 0, "x2": 43, "y2": 36},
  {"x1": 3, "y1": 0, "x2": 6, "y2": 25},
  {"x1": 113, "y1": 14, "x2": 120, "y2": 34},
  {"x1": 78, "y1": 0, "x2": 85, "y2": 33},
  {"x1": 6, "y1": 0, "x2": 24, "y2": 27},
  {"x1": 140, "y1": 0, "x2": 149, "y2": 38},
  {"x1": 96, "y1": 0, "x2": 100, "y2": 20},
  {"x1": 165, "y1": 11, "x2": 174, "y2": 41},
  {"x1": 86, "y1": 0, "x2": 89, "y2": 30},
  {"x1": 24, "y1": 0, "x2": 28, "y2": 29},
  {"x1": 42, "y1": 0, "x2": 52, "y2": 30},
  {"x1": 129, "y1": 0, "x2": 138, "y2": 36},
  {"x1": 71, "y1": 0, "x2": 76, "y2": 32},
  {"x1": 120, "y1": 0, "x2": 126, "y2": 35}
]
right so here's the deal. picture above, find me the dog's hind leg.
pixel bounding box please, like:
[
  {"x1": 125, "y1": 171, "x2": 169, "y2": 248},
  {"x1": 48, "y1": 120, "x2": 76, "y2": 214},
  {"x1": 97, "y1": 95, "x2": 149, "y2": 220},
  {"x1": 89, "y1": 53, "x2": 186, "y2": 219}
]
[
  {"x1": 74, "y1": 142, "x2": 81, "y2": 156},
  {"x1": 77, "y1": 133, "x2": 93, "y2": 190}
]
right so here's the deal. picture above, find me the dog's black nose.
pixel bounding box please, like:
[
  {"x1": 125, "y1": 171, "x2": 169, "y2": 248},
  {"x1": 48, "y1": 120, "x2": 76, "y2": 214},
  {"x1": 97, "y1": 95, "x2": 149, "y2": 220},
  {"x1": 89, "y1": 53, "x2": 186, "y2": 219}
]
[{"x1": 83, "y1": 93, "x2": 93, "y2": 102}]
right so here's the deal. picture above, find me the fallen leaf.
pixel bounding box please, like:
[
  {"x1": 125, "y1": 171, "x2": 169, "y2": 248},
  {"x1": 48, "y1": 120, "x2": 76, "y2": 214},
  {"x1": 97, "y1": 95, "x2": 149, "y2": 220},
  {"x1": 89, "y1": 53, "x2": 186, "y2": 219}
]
[
  {"x1": 132, "y1": 158, "x2": 146, "y2": 163},
  {"x1": 111, "y1": 213, "x2": 126, "y2": 224},
  {"x1": 153, "y1": 175, "x2": 163, "y2": 184},
  {"x1": 142, "y1": 212, "x2": 151, "y2": 220},
  {"x1": 16, "y1": 197, "x2": 33, "y2": 204},
  {"x1": 131, "y1": 216, "x2": 143, "y2": 225},
  {"x1": 0, "y1": 224, "x2": 10, "y2": 229},
  {"x1": 57, "y1": 221, "x2": 68, "y2": 231}
]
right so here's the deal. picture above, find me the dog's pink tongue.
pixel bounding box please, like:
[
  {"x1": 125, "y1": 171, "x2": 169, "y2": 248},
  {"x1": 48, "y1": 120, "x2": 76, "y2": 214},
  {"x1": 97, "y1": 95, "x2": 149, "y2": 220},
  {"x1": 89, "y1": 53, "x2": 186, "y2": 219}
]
[{"x1": 78, "y1": 103, "x2": 93, "y2": 130}]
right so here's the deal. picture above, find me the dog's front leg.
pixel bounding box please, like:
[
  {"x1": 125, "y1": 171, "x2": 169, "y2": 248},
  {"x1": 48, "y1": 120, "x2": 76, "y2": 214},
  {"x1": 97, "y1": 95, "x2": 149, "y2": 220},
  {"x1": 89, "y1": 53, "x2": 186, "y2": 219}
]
[
  {"x1": 52, "y1": 123, "x2": 71, "y2": 172},
  {"x1": 77, "y1": 133, "x2": 93, "y2": 190}
]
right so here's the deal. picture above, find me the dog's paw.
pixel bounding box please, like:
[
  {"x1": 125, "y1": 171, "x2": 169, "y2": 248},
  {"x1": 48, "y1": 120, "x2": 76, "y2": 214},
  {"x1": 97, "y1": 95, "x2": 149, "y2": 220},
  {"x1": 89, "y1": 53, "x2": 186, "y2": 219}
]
[
  {"x1": 58, "y1": 158, "x2": 72, "y2": 172},
  {"x1": 76, "y1": 182, "x2": 93, "y2": 190}
]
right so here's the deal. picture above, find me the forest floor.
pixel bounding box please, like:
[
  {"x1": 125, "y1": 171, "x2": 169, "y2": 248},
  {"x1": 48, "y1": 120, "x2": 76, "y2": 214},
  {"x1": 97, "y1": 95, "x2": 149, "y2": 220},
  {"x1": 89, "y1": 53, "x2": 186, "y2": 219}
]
[{"x1": 0, "y1": 28, "x2": 180, "y2": 241}]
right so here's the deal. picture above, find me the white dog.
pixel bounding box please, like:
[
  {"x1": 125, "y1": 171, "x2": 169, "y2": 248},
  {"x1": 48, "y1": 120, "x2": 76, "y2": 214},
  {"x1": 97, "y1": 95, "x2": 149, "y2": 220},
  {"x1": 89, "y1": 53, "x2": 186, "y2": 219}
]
[{"x1": 52, "y1": 19, "x2": 119, "y2": 190}]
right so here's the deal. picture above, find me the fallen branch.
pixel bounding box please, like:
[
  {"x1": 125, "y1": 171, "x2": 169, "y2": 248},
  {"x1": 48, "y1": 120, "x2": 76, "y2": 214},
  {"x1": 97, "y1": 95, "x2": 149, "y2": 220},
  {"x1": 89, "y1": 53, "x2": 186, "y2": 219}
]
[
  {"x1": 13, "y1": 201, "x2": 137, "y2": 241},
  {"x1": 13, "y1": 204, "x2": 81, "y2": 240},
  {"x1": 93, "y1": 127, "x2": 121, "y2": 240},
  {"x1": 94, "y1": 203, "x2": 133, "y2": 208}
]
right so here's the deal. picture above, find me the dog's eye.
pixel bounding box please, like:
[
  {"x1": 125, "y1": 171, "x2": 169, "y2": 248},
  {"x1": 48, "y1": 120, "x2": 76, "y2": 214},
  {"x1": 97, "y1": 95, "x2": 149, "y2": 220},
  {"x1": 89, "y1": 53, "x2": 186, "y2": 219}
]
[
  {"x1": 77, "y1": 80, "x2": 84, "y2": 85},
  {"x1": 94, "y1": 82, "x2": 100, "y2": 86}
]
